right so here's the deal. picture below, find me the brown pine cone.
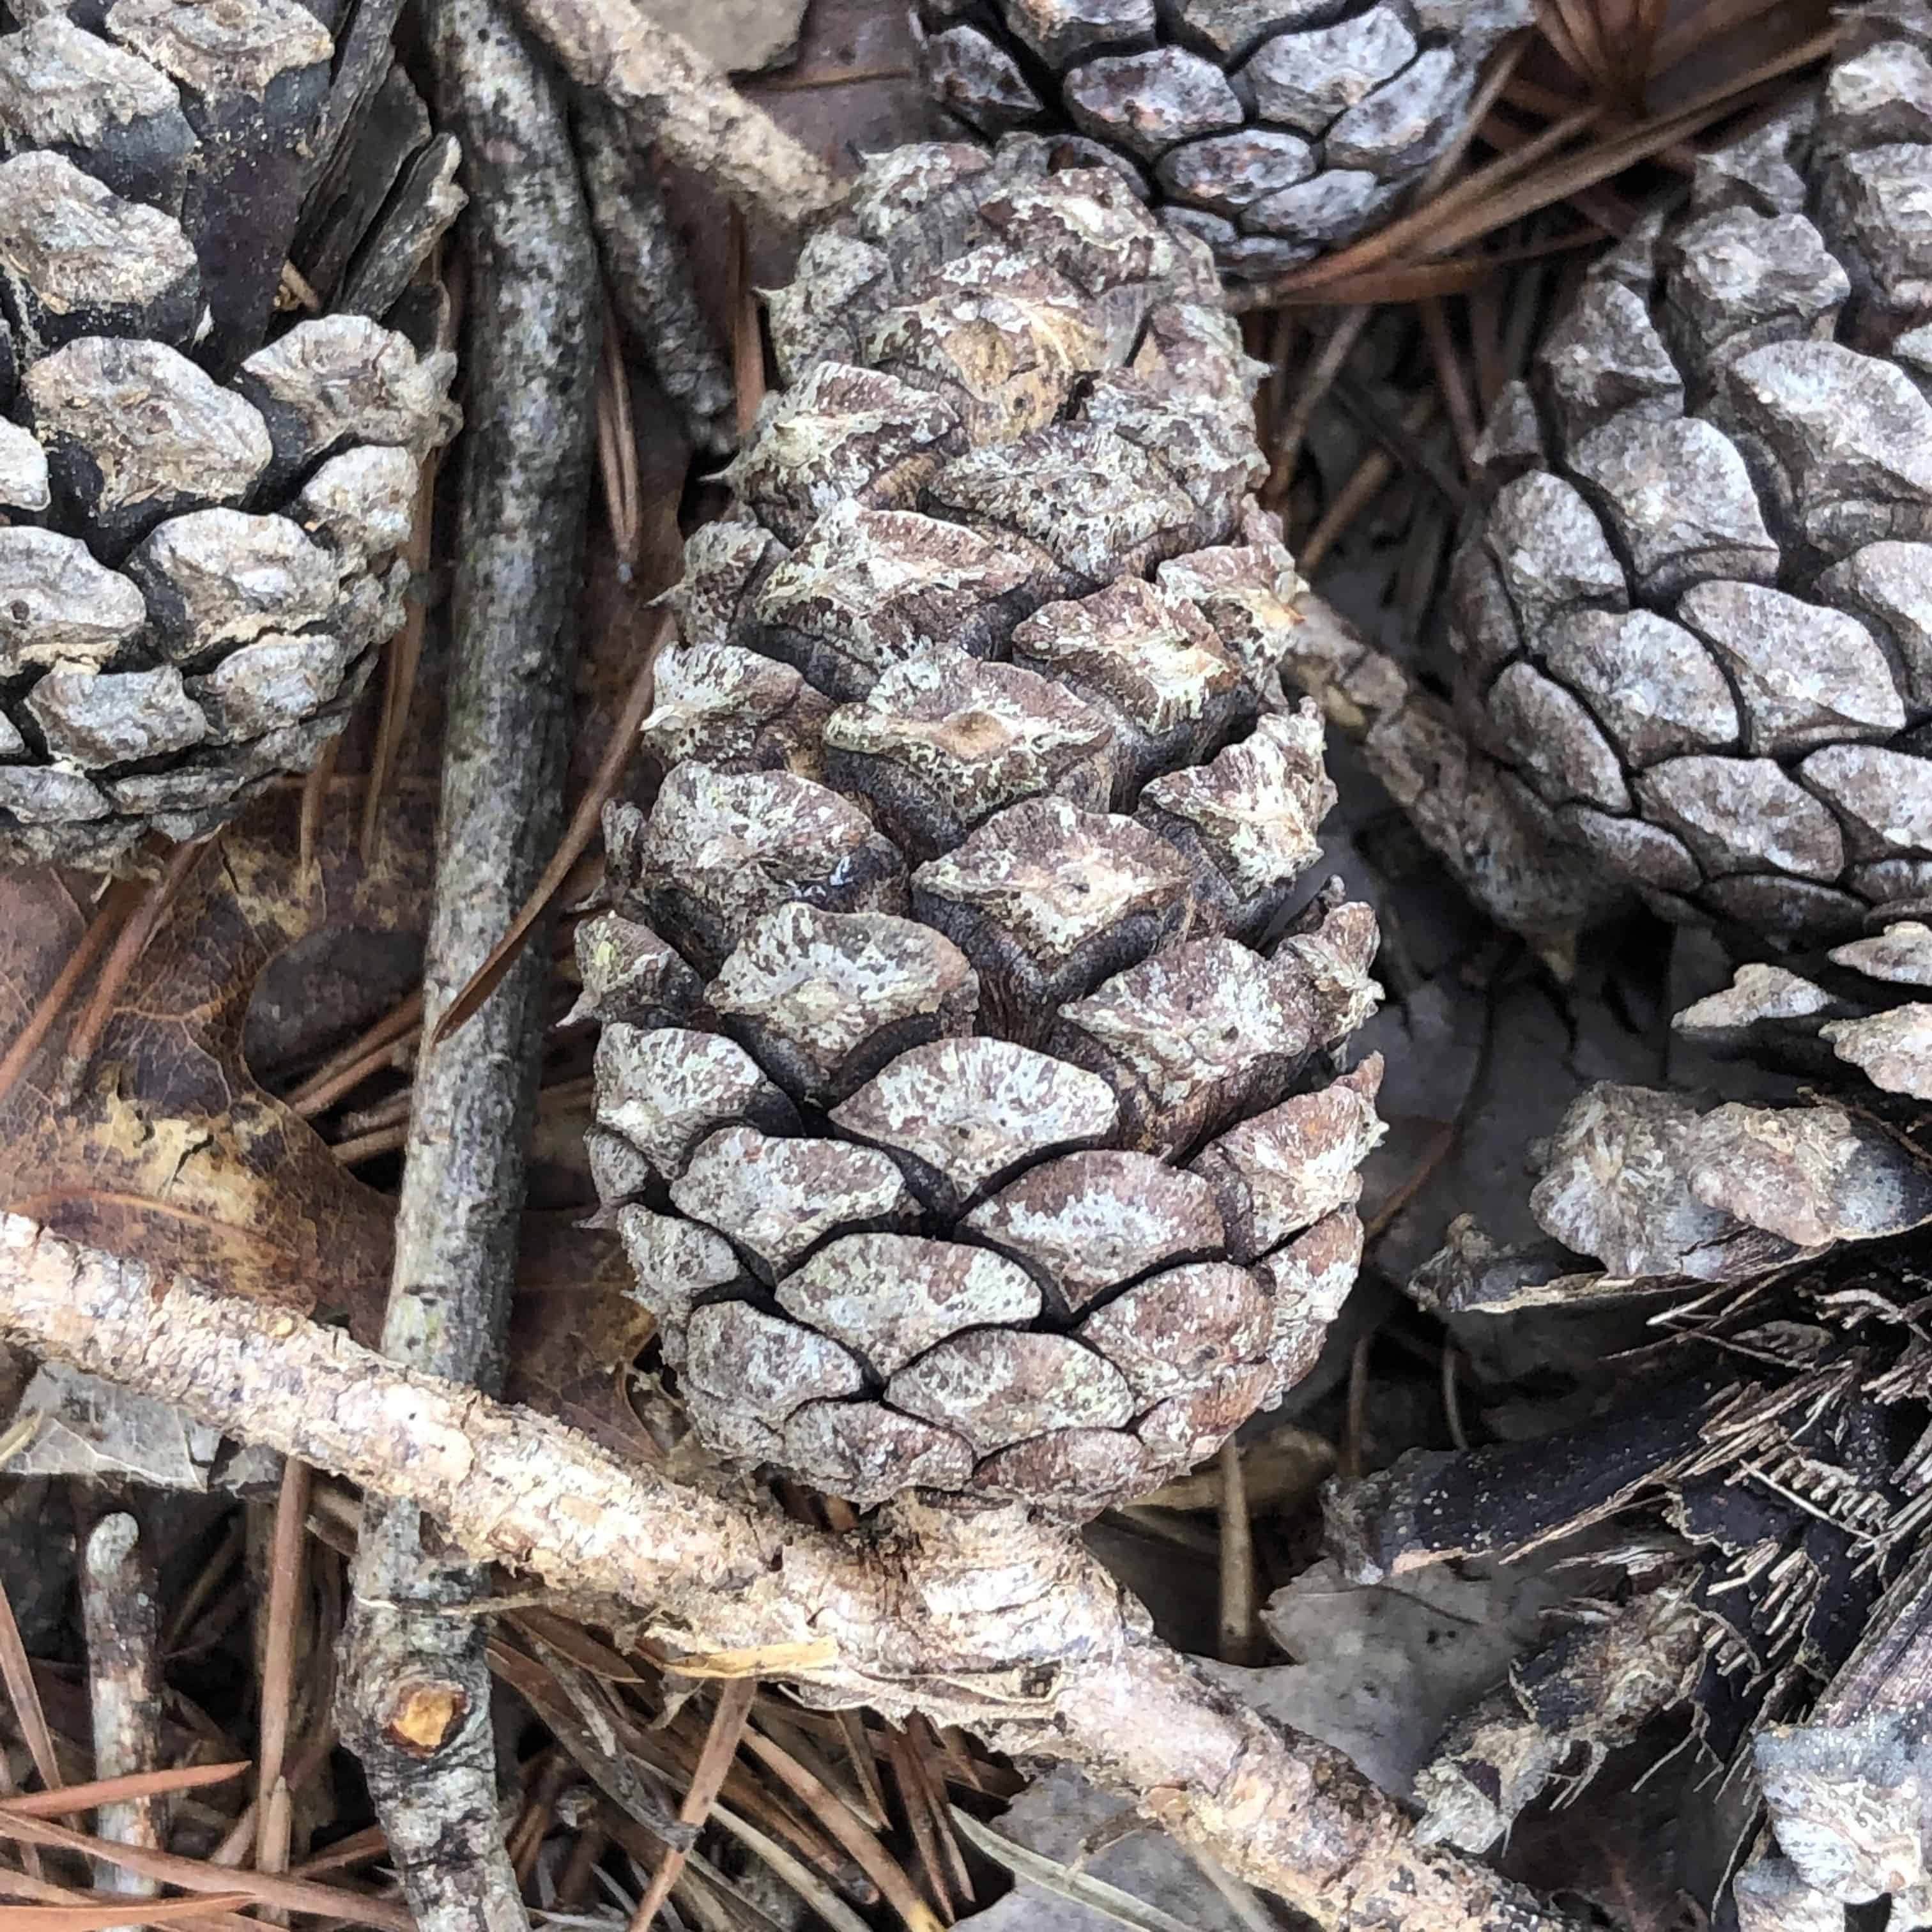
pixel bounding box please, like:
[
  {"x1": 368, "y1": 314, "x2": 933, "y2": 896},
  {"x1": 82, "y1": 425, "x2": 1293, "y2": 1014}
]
[
  {"x1": 583, "y1": 137, "x2": 1385, "y2": 1518},
  {"x1": 1450, "y1": 1, "x2": 1932, "y2": 949},
  {"x1": 0, "y1": 0, "x2": 461, "y2": 871},
  {"x1": 915, "y1": 0, "x2": 1533, "y2": 282}
]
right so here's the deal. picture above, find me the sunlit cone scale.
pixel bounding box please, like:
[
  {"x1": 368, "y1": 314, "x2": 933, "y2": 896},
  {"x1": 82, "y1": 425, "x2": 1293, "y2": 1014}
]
[
  {"x1": 585, "y1": 139, "x2": 1386, "y2": 1517},
  {"x1": 1453, "y1": 0, "x2": 1932, "y2": 948},
  {"x1": 0, "y1": 0, "x2": 461, "y2": 871},
  {"x1": 915, "y1": 0, "x2": 1533, "y2": 281}
]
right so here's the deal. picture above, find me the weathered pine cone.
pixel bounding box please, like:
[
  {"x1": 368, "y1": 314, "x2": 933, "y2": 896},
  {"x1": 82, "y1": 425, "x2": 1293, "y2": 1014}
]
[
  {"x1": 583, "y1": 137, "x2": 1385, "y2": 1518},
  {"x1": 1676, "y1": 916, "x2": 1932, "y2": 1099},
  {"x1": 0, "y1": 0, "x2": 461, "y2": 871},
  {"x1": 916, "y1": 0, "x2": 1532, "y2": 282},
  {"x1": 1450, "y1": 0, "x2": 1932, "y2": 949},
  {"x1": 1342, "y1": 1070, "x2": 1932, "y2": 1923}
]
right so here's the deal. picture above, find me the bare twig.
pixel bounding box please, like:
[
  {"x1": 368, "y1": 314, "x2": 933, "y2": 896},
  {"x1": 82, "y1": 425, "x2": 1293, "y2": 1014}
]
[
  {"x1": 255, "y1": 1457, "x2": 311, "y2": 1889},
  {"x1": 335, "y1": 4, "x2": 601, "y2": 1930},
  {"x1": 0, "y1": 1216, "x2": 1593, "y2": 1932},
  {"x1": 1216, "y1": 1444, "x2": 1257, "y2": 1668},
  {"x1": 503, "y1": 0, "x2": 843, "y2": 227},
  {"x1": 429, "y1": 609, "x2": 670, "y2": 1048},
  {"x1": 79, "y1": 1514, "x2": 163, "y2": 1930},
  {"x1": 578, "y1": 98, "x2": 736, "y2": 457}
]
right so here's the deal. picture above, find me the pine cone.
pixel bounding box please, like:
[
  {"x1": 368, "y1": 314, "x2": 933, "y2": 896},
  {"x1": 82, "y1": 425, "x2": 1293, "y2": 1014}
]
[
  {"x1": 914, "y1": 0, "x2": 1532, "y2": 282},
  {"x1": 1676, "y1": 916, "x2": 1932, "y2": 1100},
  {"x1": 1450, "y1": 3, "x2": 1932, "y2": 950},
  {"x1": 0, "y1": 0, "x2": 461, "y2": 873},
  {"x1": 584, "y1": 138, "x2": 1385, "y2": 1518},
  {"x1": 1344, "y1": 1062, "x2": 1932, "y2": 1920}
]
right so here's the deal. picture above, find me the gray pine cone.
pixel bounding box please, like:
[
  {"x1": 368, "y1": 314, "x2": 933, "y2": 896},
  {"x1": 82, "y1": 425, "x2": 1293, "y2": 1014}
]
[
  {"x1": 915, "y1": 0, "x2": 1533, "y2": 282},
  {"x1": 0, "y1": 0, "x2": 461, "y2": 871},
  {"x1": 1353, "y1": 1073, "x2": 1932, "y2": 1922},
  {"x1": 1451, "y1": 0, "x2": 1932, "y2": 949},
  {"x1": 584, "y1": 137, "x2": 1385, "y2": 1518}
]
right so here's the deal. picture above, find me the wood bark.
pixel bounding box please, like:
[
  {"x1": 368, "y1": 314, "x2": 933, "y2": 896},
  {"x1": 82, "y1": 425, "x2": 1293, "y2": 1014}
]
[
  {"x1": 0, "y1": 1213, "x2": 1588, "y2": 1932},
  {"x1": 333, "y1": 3, "x2": 598, "y2": 1928},
  {"x1": 502, "y1": 0, "x2": 843, "y2": 227}
]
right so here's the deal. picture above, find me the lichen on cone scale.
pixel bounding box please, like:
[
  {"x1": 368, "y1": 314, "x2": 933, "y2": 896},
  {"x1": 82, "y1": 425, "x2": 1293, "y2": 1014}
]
[
  {"x1": 914, "y1": 0, "x2": 1534, "y2": 282},
  {"x1": 0, "y1": 0, "x2": 461, "y2": 872},
  {"x1": 1451, "y1": 0, "x2": 1932, "y2": 949},
  {"x1": 584, "y1": 137, "x2": 1385, "y2": 1517}
]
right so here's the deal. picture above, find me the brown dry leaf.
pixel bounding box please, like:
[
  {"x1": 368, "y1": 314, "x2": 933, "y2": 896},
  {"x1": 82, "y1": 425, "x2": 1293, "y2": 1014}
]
[
  {"x1": 0, "y1": 785, "x2": 434, "y2": 1339},
  {"x1": 506, "y1": 1211, "x2": 659, "y2": 1457}
]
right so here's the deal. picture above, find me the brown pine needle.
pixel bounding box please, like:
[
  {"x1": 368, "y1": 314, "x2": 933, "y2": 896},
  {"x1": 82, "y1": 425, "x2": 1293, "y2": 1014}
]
[
  {"x1": 1262, "y1": 305, "x2": 1368, "y2": 510},
  {"x1": 356, "y1": 456, "x2": 435, "y2": 865},
  {"x1": 298, "y1": 733, "x2": 342, "y2": 877},
  {"x1": 625, "y1": 1679, "x2": 756, "y2": 1932},
  {"x1": 739, "y1": 1724, "x2": 940, "y2": 1932},
  {"x1": 0, "y1": 873, "x2": 142, "y2": 1114},
  {"x1": 286, "y1": 989, "x2": 425, "y2": 1117},
  {"x1": 597, "y1": 295, "x2": 643, "y2": 577},
  {"x1": 1280, "y1": 21, "x2": 1834, "y2": 302},
  {"x1": 0, "y1": 1763, "x2": 247, "y2": 1821},
  {"x1": 0, "y1": 1890, "x2": 261, "y2": 1931},
  {"x1": 882, "y1": 1728, "x2": 954, "y2": 1924},
  {"x1": 1419, "y1": 299, "x2": 1480, "y2": 471},
  {"x1": 727, "y1": 206, "x2": 765, "y2": 443},
  {"x1": 1217, "y1": 1441, "x2": 1257, "y2": 1667},
  {"x1": 1650, "y1": 0, "x2": 1817, "y2": 75},
  {"x1": 330, "y1": 1126, "x2": 408, "y2": 1167},
  {"x1": 254, "y1": 1457, "x2": 311, "y2": 1877},
  {"x1": 0, "y1": 1571, "x2": 63, "y2": 1794},
  {"x1": 57, "y1": 837, "x2": 213, "y2": 1103},
  {"x1": 0, "y1": 1813, "x2": 414, "y2": 1932},
  {"x1": 901, "y1": 1726, "x2": 972, "y2": 1908},
  {"x1": 429, "y1": 605, "x2": 673, "y2": 1048}
]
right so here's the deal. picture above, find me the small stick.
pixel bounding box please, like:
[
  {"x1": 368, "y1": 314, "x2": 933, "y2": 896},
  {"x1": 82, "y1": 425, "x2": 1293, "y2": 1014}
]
[
  {"x1": 578, "y1": 99, "x2": 735, "y2": 457},
  {"x1": 0, "y1": 1214, "x2": 1600, "y2": 1932},
  {"x1": 337, "y1": 1, "x2": 599, "y2": 1929},
  {"x1": 79, "y1": 1514, "x2": 163, "y2": 1931},
  {"x1": 254, "y1": 1457, "x2": 312, "y2": 1887},
  {"x1": 503, "y1": 0, "x2": 843, "y2": 229},
  {"x1": 1216, "y1": 1443, "x2": 1258, "y2": 1667}
]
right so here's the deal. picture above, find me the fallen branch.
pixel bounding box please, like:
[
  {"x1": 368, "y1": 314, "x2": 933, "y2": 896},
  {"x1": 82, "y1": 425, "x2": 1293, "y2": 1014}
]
[
  {"x1": 505, "y1": 0, "x2": 843, "y2": 228},
  {"x1": 337, "y1": 1, "x2": 601, "y2": 1927},
  {"x1": 1, "y1": 1215, "x2": 1588, "y2": 1932}
]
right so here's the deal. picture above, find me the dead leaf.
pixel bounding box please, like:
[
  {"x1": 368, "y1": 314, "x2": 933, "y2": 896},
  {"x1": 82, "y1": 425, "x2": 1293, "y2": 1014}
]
[
  {"x1": 0, "y1": 785, "x2": 434, "y2": 1338},
  {"x1": 507, "y1": 1210, "x2": 659, "y2": 1457}
]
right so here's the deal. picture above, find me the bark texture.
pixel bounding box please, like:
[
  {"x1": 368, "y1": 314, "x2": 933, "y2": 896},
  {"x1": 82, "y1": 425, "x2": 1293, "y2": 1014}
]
[
  {"x1": 503, "y1": 0, "x2": 843, "y2": 227},
  {"x1": 0, "y1": 1213, "x2": 1588, "y2": 1932},
  {"x1": 333, "y1": 4, "x2": 597, "y2": 1928}
]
